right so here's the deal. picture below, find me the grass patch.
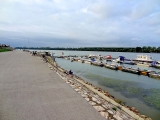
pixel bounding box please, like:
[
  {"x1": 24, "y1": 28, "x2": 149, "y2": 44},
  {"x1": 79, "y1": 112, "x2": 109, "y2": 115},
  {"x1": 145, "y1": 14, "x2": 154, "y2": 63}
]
[{"x1": 0, "y1": 48, "x2": 11, "y2": 52}]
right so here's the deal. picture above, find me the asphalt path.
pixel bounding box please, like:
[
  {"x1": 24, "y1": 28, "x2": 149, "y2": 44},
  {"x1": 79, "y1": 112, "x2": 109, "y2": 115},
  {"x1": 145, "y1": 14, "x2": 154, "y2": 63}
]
[{"x1": 0, "y1": 50, "x2": 105, "y2": 120}]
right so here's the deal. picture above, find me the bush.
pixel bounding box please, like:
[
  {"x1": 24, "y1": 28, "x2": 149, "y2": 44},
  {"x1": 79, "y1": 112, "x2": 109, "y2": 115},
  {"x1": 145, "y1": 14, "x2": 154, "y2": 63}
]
[{"x1": 112, "y1": 107, "x2": 117, "y2": 111}]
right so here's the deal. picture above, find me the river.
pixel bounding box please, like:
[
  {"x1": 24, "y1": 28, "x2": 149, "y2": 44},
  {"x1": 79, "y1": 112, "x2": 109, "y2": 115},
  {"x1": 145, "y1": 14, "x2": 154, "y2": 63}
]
[{"x1": 31, "y1": 50, "x2": 160, "y2": 120}]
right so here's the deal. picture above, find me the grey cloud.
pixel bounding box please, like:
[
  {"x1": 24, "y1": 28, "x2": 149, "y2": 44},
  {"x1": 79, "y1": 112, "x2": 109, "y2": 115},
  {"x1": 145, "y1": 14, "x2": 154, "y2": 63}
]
[
  {"x1": 87, "y1": 0, "x2": 131, "y2": 19},
  {"x1": 148, "y1": 12, "x2": 160, "y2": 26},
  {"x1": 0, "y1": 0, "x2": 160, "y2": 47},
  {"x1": 130, "y1": 0, "x2": 160, "y2": 19}
]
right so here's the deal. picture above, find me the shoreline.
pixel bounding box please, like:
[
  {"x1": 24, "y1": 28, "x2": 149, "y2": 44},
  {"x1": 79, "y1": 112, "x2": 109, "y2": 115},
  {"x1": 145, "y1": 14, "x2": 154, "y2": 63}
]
[{"x1": 33, "y1": 51, "x2": 152, "y2": 120}]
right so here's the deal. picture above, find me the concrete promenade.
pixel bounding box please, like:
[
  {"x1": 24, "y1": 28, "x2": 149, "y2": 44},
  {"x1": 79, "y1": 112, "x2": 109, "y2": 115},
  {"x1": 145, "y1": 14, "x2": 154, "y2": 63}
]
[{"x1": 0, "y1": 50, "x2": 105, "y2": 120}]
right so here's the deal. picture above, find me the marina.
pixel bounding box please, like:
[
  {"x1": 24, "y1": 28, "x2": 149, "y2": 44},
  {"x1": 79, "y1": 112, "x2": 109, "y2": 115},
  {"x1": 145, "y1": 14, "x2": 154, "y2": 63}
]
[{"x1": 60, "y1": 56, "x2": 160, "y2": 79}]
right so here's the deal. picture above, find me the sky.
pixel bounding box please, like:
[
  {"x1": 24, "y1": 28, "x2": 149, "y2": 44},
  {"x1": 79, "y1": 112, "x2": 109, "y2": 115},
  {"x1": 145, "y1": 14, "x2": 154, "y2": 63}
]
[{"x1": 0, "y1": 0, "x2": 160, "y2": 47}]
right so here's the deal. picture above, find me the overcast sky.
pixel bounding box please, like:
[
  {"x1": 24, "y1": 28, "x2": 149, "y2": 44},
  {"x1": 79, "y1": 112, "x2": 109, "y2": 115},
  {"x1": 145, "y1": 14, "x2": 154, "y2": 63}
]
[{"x1": 0, "y1": 0, "x2": 160, "y2": 47}]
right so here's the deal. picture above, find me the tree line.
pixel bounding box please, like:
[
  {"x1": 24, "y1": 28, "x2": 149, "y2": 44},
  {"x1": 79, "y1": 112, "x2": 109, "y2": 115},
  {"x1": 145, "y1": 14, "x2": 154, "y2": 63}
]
[{"x1": 15, "y1": 46, "x2": 160, "y2": 53}]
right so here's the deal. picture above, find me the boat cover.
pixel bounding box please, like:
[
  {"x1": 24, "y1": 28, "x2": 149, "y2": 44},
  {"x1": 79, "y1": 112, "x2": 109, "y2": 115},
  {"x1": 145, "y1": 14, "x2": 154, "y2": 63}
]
[{"x1": 119, "y1": 56, "x2": 125, "y2": 61}]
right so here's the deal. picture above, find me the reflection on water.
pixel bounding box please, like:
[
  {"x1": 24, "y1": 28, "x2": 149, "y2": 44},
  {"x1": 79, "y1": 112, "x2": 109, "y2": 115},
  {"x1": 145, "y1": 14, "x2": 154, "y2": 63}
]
[{"x1": 56, "y1": 58, "x2": 160, "y2": 120}]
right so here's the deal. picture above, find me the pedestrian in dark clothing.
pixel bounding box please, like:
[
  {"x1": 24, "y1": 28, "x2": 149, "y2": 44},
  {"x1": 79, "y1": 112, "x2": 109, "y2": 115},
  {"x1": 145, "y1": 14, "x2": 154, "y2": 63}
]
[{"x1": 69, "y1": 70, "x2": 73, "y2": 75}]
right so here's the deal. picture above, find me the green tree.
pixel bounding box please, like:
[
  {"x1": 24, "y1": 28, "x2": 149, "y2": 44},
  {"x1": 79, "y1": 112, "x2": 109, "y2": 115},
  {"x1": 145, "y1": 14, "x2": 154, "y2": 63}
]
[
  {"x1": 157, "y1": 47, "x2": 160, "y2": 53},
  {"x1": 136, "y1": 47, "x2": 142, "y2": 52}
]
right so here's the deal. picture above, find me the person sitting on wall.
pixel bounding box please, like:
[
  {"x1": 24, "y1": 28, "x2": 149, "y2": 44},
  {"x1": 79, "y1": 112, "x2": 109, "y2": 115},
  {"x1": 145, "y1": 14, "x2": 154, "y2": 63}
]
[{"x1": 69, "y1": 70, "x2": 73, "y2": 75}]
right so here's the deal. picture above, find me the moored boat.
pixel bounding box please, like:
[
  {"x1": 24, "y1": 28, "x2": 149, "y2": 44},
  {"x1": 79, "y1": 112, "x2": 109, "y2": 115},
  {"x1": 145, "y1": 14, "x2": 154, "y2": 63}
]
[
  {"x1": 133, "y1": 55, "x2": 154, "y2": 62},
  {"x1": 136, "y1": 62, "x2": 151, "y2": 67},
  {"x1": 88, "y1": 54, "x2": 96, "y2": 58},
  {"x1": 103, "y1": 55, "x2": 112, "y2": 61},
  {"x1": 84, "y1": 59, "x2": 92, "y2": 64},
  {"x1": 104, "y1": 64, "x2": 118, "y2": 70},
  {"x1": 91, "y1": 61, "x2": 104, "y2": 67},
  {"x1": 132, "y1": 55, "x2": 154, "y2": 67},
  {"x1": 111, "y1": 56, "x2": 125, "y2": 63}
]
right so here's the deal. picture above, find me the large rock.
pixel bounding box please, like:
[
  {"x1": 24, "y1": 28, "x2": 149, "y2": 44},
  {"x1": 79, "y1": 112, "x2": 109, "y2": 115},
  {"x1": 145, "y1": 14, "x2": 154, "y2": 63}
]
[
  {"x1": 93, "y1": 106, "x2": 105, "y2": 112},
  {"x1": 100, "y1": 112, "x2": 109, "y2": 119},
  {"x1": 89, "y1": 101, "x2": 96, "y2": 106},
  {"x1": 113, "y1": 114, "x2": 123, "y2": 120},
  {"x1": 85, "y1": 98, "x2": 90, "y2": 102},
  {"x1": 92, "y1": 97, "x2": 98, "y2": 102}
]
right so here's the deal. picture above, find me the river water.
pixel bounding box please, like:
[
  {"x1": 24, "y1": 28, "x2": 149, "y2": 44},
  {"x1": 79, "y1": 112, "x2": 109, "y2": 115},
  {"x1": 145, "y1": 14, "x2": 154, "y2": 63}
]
[{"x1": 31, "y1": 50, "x2": 160, "y2": 120}]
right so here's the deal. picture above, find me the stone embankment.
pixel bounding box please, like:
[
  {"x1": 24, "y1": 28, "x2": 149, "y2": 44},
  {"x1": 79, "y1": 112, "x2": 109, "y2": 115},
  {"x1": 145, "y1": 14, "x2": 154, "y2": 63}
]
[{"x1": 31, "y1": 51, "x2": 152, "y2": 120}]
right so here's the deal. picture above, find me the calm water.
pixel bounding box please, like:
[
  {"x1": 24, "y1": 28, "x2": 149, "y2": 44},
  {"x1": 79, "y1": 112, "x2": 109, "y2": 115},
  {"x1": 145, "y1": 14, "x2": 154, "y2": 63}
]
[{"x1": 31, "y1": 50, "x2": 160, "y2": 120}]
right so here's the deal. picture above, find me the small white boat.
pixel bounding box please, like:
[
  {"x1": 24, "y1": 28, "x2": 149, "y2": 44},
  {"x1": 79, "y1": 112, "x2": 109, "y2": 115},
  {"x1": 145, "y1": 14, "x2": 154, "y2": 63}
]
[
  {"x1": 104, "y1": 55, "x2": 112, "y2": 61},
  {"x1": 136, "y1": 62, "x2": 151, "y2": 67},
  {"x1": 134, "y1": 55, "x2": 153, "y2": 62},
  {"x1": 65, "y1": 57, "x2": 70, "y2": 60},
  {"x1": 112, "y1": 56, "x2": 125, "y2": 63},
  {"x1": 133, "y1": 55, "x2": 154, "y2": 67},
  {"x1": 88, "y1": 54, "x2": 96, "y2": 58},
  {"x1": 84, "y1": 59, "x2": 91, "y2": 64}
]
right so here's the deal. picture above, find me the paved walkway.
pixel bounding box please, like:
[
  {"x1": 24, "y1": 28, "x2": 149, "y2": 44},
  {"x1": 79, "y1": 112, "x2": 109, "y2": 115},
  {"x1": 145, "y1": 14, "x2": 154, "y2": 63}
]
[{"x1": 0, "y1": 50, "x2": 105, "y2": 120}]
